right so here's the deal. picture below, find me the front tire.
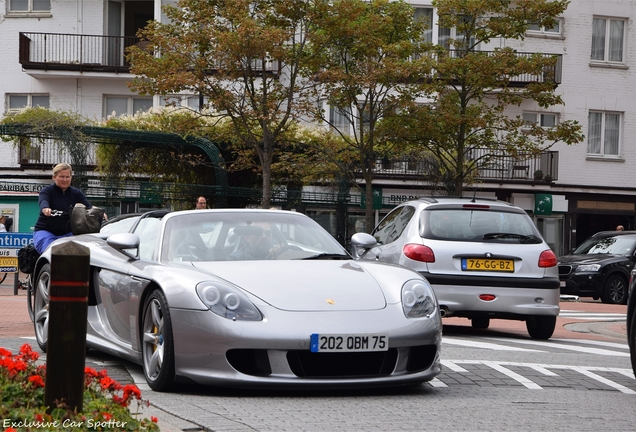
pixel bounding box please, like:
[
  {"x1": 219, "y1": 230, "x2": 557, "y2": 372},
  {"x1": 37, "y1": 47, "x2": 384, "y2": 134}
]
[
  {"x1": 526, "y1": 315, "x2": 556, "y2": 340},
  {"x1": 602, "y1": 274, "x2": 627, "y2": 305},
  {"x1": 33, "y1": 264, "x2": 51, "y2": 352},
  {"x1": 142, "y1": 290, "x2": 176, "y2": 392}
]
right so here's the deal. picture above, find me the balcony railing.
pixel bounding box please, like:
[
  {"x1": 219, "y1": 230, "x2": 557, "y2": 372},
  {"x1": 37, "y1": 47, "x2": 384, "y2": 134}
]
[
  {"x1": 373, "y1": 150, "x2": 558, "y2": 182},
  {"x1": 19, "y1": 32, "x2": 140, "y2": 73},
  {"x1": 439, "y1": 50, "x2": 563, "y2": 88},
  {"x1": 19, "y1": 32, "x2": 282, "y2": 76}
]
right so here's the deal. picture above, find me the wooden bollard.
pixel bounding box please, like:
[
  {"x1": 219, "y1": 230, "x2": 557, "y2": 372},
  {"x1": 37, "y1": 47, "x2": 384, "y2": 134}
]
[{"x1": 44, "y1": 241, "x2": 90, "y2": 413}]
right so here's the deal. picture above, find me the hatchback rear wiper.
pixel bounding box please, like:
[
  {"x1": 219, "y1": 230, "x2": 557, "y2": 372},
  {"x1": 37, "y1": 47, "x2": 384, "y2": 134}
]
[
  {"x1": 301, "y1": 253, "x2": 351, "y2": 260},
  {"x1": 482, "y1": 233, "x2": 542, "y2": 243}
]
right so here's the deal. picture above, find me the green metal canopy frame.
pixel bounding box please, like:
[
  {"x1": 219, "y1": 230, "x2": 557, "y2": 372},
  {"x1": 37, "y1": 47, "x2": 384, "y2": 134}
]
[{"x1": 0, "y1": 123, "x2": 228, "y2": 205}]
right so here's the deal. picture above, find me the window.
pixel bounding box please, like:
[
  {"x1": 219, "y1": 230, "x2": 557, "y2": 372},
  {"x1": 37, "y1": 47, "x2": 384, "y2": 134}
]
[
  {"x1": 587, "y1": 111, "x2": 621, "y2": 157},
  {"x1": 372, "y1": 206, "x2": 415, "y2": 245},
  {"x1": 591, "y1": 17, "x2": 626, "y2": 63},
  {"x1": 104, "y1": 96, "x2": 152, "y2": 118},
  {"x1": 438, "y1": 15, "x2": 476, "y2": 52},
  {"x1": 522, "y1": 112, "x2": 557, "y2": 128},
  {"x1": 414, "y1": 8, "x2": 434, "y2": 44},
  {"x1": 159, "y1": 95, "x2": 207, "y2": 111},
  {"x1": 6, "y1": 94, "x2": 49, "y2": 113},
  {"x1": 329, "y1": 106, "x2": 351, "y2": 135},
  {"x1": 527, "y1": 19, "x2": 563, "y2": 36},
  {"x1": 8, "y1": 0, "x2": 50, "y2": 13}
]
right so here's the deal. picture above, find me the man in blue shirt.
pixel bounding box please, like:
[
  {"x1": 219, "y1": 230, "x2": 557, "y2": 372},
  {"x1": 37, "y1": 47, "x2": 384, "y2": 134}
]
[{"x1": 33, "y1": 163, "x2": 93, "y2": 253}]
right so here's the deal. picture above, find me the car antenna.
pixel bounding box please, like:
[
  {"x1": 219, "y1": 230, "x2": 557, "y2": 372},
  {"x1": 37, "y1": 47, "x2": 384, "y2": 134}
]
[{"x1": 471, "y1": 188, "x2": 477, "y2": 203}]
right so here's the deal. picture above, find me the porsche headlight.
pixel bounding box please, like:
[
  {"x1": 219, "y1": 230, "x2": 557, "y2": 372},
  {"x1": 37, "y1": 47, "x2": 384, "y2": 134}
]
[
  {"x1": 576, "y1": 264, "x2": 601, "y2": 272},
  {"x1": 401, "y1": 279, "x2": 436, "y2": 318},
  {"x1": 196, "y1": 282, "x2": 262, "y2": 321}
]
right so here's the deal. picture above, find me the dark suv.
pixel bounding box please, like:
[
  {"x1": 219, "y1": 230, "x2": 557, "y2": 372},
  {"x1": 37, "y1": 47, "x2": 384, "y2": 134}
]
[{"x1": 558, "y1": 231, "x2": 636, "y2": 304}]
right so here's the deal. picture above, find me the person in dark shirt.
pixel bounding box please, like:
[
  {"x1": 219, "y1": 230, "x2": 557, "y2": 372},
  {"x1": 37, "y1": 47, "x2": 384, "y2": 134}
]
[{"x1": 33, "y1": 163, "x2": 93, "y2": 253}]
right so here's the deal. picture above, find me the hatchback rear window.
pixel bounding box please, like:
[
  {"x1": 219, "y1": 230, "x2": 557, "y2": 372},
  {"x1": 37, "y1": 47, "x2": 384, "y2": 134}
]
[{"x1": 421, "y1": 208, "x2": 542, "y2": 243}]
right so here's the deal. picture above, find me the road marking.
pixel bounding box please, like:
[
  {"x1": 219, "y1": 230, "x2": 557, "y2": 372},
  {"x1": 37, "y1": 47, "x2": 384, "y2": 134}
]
[
  {"x1": 552, "y1": 338, "x2": 628, "y2": 350},
  {"x1": 559, "y1": 310, "x2": 626, "y2": 321},
  {"x1": 436, "y1": 361, "x2": 636, "y2": 394},
  {"x1": 441, "y1": 360, "x2": 469, "y2": 373},
  {"x1": 442, "y1": 337, "x2": 544, "y2": 352},
  {"x1": 486, "y1": 337, "x2": 630, "y2": 357},
  {"x1": 429, "y1": 378, "x2": 448, "y2": 387},
  {"x1": 569, "y1": 366, "x2": 636, "y2": 394}
]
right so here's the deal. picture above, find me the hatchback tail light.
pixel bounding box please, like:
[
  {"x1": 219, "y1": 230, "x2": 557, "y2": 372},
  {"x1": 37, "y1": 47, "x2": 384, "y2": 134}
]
[
  {"x1": 403, "y1": 244, "x2": 435, "y2": 263},
  {"x1": 538, "y1": 249, "x2": 557, "y2": 268}
]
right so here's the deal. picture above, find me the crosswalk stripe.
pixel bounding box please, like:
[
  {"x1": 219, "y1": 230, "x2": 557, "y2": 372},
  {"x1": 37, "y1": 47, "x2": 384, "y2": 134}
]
[
  {"x1": 442, "y1": 337, "x2": 543, "y2": 352},
  {"x1": 551, "y1": 338, "x2": 628, "y2": 349},
  {"x1": 486, "y1": 337, "x2": 630, "y2": 357}
]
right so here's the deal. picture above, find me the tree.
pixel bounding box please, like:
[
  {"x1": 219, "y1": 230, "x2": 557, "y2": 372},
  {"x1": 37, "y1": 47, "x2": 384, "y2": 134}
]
[
  {"x1": 390, "y1": 0, "x2": 583, "y2": 196},
  {"x1": 128, "y1": 0, "x2": 322, "y2": 208},
  {"x1": 307, "y1": 0, "x2": 429, "y2": 232}
]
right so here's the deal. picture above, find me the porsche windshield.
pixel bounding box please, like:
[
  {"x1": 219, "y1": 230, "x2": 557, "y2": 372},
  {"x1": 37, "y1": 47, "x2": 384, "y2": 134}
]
[{"x1": 161, "y1": 211, "x2": 347, "y2": 262}]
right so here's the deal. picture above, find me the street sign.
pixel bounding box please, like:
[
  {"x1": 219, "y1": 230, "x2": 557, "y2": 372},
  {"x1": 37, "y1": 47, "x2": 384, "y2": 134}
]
[{"x1": 0, "y1": 233, "x2": 33, "y2": 273}]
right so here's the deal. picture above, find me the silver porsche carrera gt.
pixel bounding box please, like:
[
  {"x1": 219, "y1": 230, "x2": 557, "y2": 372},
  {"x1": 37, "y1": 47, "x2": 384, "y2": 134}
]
[{"x1": 31, "y1": 209, "x2": 442, "y2": 391}]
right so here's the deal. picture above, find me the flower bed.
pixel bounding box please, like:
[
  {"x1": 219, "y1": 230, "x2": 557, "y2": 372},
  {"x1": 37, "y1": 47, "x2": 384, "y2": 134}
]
[{"x1": 0, "y1": 344, "x2": 160, "y2": 431}]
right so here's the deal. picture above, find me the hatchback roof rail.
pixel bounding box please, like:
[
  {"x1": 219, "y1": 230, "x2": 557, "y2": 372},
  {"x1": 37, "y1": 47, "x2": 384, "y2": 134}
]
[{"x1": 415, "y1": 196, "x2": 511, "y2": 205}]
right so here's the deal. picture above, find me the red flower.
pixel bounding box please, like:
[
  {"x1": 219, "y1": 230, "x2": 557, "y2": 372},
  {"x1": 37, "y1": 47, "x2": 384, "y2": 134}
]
[
  {"x1": 102, "y1": 412, "x2": 113, "y2": 421},
  {"x1": 0, "y1": 347, "x2": 11, "y2": 357},
  {"x1": 28, "y1": 375, "x2": 45, "y2": 388},
  {"x1": 151, "y1": 416, "x2": 158, "y2": 423},
  {"x1": 85, "y1": 367, "x2": 98, "y2": 378},
  {"x1": 122, "y1": 384, "x2": 142, "y2": 400},
  {"x1": 100, "y1": 376, "x2": 122, "y2": 391},
  {"x1": 35, "y1": 414, "x2": 44, "y2": 422}
]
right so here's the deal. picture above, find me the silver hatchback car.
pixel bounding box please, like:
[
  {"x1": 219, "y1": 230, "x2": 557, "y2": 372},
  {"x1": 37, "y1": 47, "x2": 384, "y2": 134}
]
[{"x1": 352, "y1": 197, "x2": 560, "y2": 339}]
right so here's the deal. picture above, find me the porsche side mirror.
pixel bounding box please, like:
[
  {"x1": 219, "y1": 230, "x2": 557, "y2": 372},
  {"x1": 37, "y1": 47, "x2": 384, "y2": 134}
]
[
  {"x1": 350, "y1": 232, "x2": 378, "y2": 259},
  {"x1": 107, "y1": 233, "x2": 140, "y2": 259}
]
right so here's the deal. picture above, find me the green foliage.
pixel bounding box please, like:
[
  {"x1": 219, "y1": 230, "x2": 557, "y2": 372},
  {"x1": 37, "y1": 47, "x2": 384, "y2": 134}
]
[
  {"x1": 0, "y1": 108, "x2": 95, "y2": 178},
  {"x1": 306, "y1": 0, "x2": 429, "y2": 230},
  {"x1": 128, "y1": 0, "x2": 323, "y2": 208},
  {"x1": 97, "y1": 108, "x2": 224, "y2": 186},
  {"x1": 389, "y1": 0, "x2": 584, "y2": 196},
  {"x1": 0, "y1": 344, "x2": 160, "y2": 431}
]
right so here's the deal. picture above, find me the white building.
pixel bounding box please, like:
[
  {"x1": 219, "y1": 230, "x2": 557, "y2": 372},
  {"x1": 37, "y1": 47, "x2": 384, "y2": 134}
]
[{"x1": 0, "y1": 0, "x2": 635, "y2": 254}]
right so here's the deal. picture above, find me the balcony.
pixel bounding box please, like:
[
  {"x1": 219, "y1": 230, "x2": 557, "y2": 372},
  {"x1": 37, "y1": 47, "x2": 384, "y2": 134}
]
[
  {"x1": 438, "y1": 50, "x2": 563, "y2": 88},
  {"x1": 373, "y1": 150, "x2": 558, "y2": 183},
  {"x1": 19, "y1": 32, "x2": 282, "y2": 77},
  {"x1": 19, "y1": 32, "x2": 139, "y2": 74}
]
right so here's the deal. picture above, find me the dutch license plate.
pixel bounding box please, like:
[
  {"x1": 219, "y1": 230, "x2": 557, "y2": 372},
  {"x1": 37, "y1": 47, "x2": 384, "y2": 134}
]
[
  {"x1": 310, "y1": 334, "x2": 388, "y2": 353},
  {"x1": 462, "y1": 258, "x2": 514, "y2": 272}
]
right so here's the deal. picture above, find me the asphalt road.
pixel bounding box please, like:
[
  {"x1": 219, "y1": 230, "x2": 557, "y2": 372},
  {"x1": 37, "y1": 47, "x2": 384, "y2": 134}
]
[{"x1": 1, "y1": 276, "x2": 634, "y2": 432}]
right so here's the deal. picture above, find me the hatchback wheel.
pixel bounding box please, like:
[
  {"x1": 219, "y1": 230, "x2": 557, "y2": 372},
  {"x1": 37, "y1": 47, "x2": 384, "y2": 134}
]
[
  {"x1": 142, "y1": 289, "x2": 175, "y2": 392},
  {"x1": 602, "y1": 275, "x2": 627, "y2": 305},
  {"x1": 471, "y1": 317, "x2": 490, "y2": 329},
  {"x1": 526, "y1": 315, "x2": 556, "y2": 340}
]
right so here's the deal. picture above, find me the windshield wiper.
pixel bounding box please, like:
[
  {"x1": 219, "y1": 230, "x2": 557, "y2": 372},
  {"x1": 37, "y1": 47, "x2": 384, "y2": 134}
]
[
  {"x1": 301, "y1": 253, "x2": 351, "y2": 260},
  {"x1": 482, "y1": 233, "x2": 541, "y2": 243}
]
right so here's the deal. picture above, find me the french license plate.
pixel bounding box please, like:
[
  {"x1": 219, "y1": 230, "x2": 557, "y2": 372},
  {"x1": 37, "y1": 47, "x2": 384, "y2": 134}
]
[
  {"x1": 310, "y1": 334, "x2": 388, "y2": 353},
  {"x1": 462, "y1": 258, "x2": 514, "y2": 272}
]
